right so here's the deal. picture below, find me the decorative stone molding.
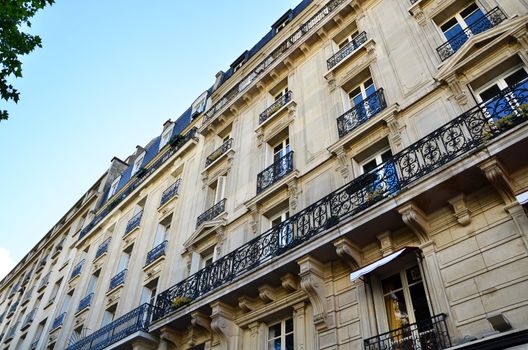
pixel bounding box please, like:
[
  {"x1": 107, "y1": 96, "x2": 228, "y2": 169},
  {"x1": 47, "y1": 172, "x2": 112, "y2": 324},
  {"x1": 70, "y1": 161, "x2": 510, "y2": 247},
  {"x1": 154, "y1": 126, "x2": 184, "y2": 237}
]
[
  {"x1": 298, "y1": 256, "x2": 332, "y2": 331},
  {"x1": 287, "y1": 178, "x2": 300, "y2": 213},
  {"x1": 333, "y1": 237, "x2": 361, "y2": 268},
  {"x1": 376, "y1": 231, "x2": 394, "y2": 257},
  {"x1": 333, "y1": 145, "x2": 351, "y2": 181},
  {"x1": 479, "y1": 158, "x2": 517, "y2": 205},
  {"x1": 210, "y1": 301, "x2": 239, "y2": 350},
  {"x1": 398, "y1": 202, "x2": 430, "y2": 244},
  {"x1": 258, "y1": 285, "x2": 277, "y2": 303},
  {"x1": 446, "y1": 73, "x2": 468, "y2": 106},
  {"x1": 281, "y1": 273, "x2": 299, "y2": 292},
  {"x1": 238, "y1": 296, "x2": 258, "y2": 312},
  {"x1": 191, "y1": 311, "x2": 212, "y2": 332},
  {"x1": 410, "y1": 5, "x2": 427, "y2": 26},
  {"x1": 248, "y1": 204, "x2": 260, "y2": 236},
  {"x1": 158, "y1": 326, "x2": 182, "y2": 350},
  {"x1": 448, "y1": 194, "x2": 472, "y2": 226},
  {"x1": 384, "y1": 111, "x2": 404, "y2": 152}
]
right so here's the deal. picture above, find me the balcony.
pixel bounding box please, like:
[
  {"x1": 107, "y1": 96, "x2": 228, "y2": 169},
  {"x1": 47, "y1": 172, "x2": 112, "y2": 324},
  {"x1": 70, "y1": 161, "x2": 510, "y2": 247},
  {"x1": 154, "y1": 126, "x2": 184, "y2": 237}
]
[
  {"x1": 77, "y1": 293, "x2": 94, "y2": 313},
  {"x1": 109, "y1": 269, "x2": 128, "y2": 291},
  {"x1": 364, "y1": 314, "x2": 451, "y2": 350},
  {"x1": 196, "y1": 199, "x2": 227, "y2": 228},
  {"x1": 145, "y1": 241, "x2": 168, "y2": 267},
  {"x1": 51, "y1": 312, "x2": 66, "y2": 331},
  {"x1": 327, "y1": 31, "x2": 368, "y2": 70},
  {"x1": 78, "y1": 128, "x2": 197, "y2": 242},
  {"x1": 35, "y1": 256, "x2": 47, "y2": 272},
  {"x1": 153, "y1": 81, "x2": 528, "y2": 322},
  {"x1": 159, "y1": 179, "x2": 182, "y2": 207},
  {"x1": 65, "y1": 303, "x2": 156, "y2": 350},
  {"x1": 257, "y1": 151, "x2": 294, "y2": 194},
  {"x1": 52, "y1": 238, "x2": 65, "y2": 257},
  {"x1": 21, "y1": 286, "x2": 34, "y2": 305},
  {"x1": 94, "y1": 238, "x2": 111, "y2": 260},
  {"x1": 205, "y1": 138, "x2": 234, "y2": 169},
  {"x1": 7, "y1": 301, "x2": 19, "y2": 318},
  {"x1": 124, "y1": 211, "x2": 143, "y2": 235},
  {"x1": 259, "y1": 91, "x2": 293, "y2": 125},
  {"x1": 337, "y1": 88, "x2": 387, "y2": 138},
  {"x1": 436, "y1": 7, "x2": 506, "y2": 61},
  {"x1": 70, "y1": 260, "x2": 85, "y2": 280}
]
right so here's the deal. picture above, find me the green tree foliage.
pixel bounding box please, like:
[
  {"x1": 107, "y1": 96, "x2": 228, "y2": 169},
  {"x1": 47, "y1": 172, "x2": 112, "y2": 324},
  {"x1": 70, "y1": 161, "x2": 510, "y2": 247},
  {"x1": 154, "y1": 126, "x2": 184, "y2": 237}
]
[{"x1": 0, "y1": 0, "x2": 54, "y2": 121}]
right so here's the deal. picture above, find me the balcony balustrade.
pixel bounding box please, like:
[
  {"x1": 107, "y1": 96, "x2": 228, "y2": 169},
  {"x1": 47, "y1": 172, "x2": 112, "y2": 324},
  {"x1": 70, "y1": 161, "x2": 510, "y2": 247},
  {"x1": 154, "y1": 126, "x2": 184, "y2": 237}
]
[
  {"x1": 196, "y1": 199, "x2": 227, "y2": 228},
  {"x1": 70, "y1": 260, "x2": 85, "y2": 280},
  {"x1": 109, "y1": 269, "x2": 128, "y2": 291},
  {"x1": 364, "y1": 314, "x2": 451, "y2": 350},
  {"x1": 436, "y1": 7, "x2": 506, "y2": 61},
  {"x1": 337, "y1": 88, "x2": 387, "y2": 138},
  {"x1": 124, "y1": 211, "x2": 143, "y2": 235},
  {"x1": 259, "y1": 91, "x2": 292, "y2": 124},
  {"x1": 256, "y1": 151, "x2": 294, "y2": 194},
  {"x1": 205, "y1": 138, "x2": 234, "y2": 167},
  {"x1": 145, "y1": 241, "x2": 168, "y2": 266},
  {"x1": 65, "y1": 303, "x2": 157, "y2": 350},
  {"x1": 94, "y1": 238, "x2": 111, "y2": 260},
  {"x1": 51, "y1": 312, "x2": 66, "y2": 330},
  {"x1": 203, "y1": 0, "x2": 348, "y2": 126},
  {"x1": 153, "y1": 81, "x2": 528, "y2": 322},
  {"x1": 78, "y1": 128, "x2": 197, "y2": 241},
  {"x1": 160, "y1": 179, "x2": 182, "y2": 207},
  {"x1": 327, "y1": 31, "x2": 367, "y2": 70},
  {"x1": 77, "y1": 293, "x2": 94, "y2": 313}
]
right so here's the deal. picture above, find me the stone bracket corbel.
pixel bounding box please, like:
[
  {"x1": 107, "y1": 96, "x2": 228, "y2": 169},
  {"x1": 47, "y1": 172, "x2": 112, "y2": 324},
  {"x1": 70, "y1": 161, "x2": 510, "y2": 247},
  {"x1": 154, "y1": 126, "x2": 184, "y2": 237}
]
[
  {"x1": 258, "y1": 285, "x2": 277, "y2": 303},
  {"x1": 377, "y1": 231, "x2": 395, "y2": 257},
  {"x1": 298, "y1": 256, "x2": 332, "y2": 331},
  {"x1": 479, "y1": 158, "x2": 517, "y2": 205},
  {"x1": 281, "y1": 273, "x2": 300, "y2": 292},
  {"x1": 287, "y1": 178, "x2": 300, "y2": 213},
  {"x1": 446, "y1": 73, "x2": 468, "y2": 106},
  {"x1": 448, "y1": 194, "x2": 472, "y2": 226},
  {"x1": 332, "y1": 145, "x2": 352, "y2": 181},
  {"x1": 210, "y1": 301, "x2": 238, "y2": 350},
  {"x1": 238, "y1": 295, "x2": 258, "y2": 312},
  {"x1": 333, "y1": 237, "x2": 361, "y2": 269},
  {"x1": 398, "y1": 202, "x2": 430, "y2": 244}
]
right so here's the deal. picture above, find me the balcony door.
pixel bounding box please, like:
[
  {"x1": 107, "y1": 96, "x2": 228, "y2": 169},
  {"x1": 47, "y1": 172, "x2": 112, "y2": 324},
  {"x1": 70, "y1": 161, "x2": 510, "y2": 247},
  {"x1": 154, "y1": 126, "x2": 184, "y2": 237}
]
[
  {"x1": 272, "y1": 138, "x2": 291, "y2": 177},
  {"x1": 476, "y1": 67, "x2": 528, "y2": 120},
  {"x1": 348, "y1": 77, "x2": 378, "y2": 120},
  {"x1": 271, "y1": 211, "x2": 291, "y2": 248},
  {"x1": 440, "y1": 3, "x2": 488, "y2": 52},
  {"x1": 360, "y1": 148, "x2": 398, "y2": 198}
]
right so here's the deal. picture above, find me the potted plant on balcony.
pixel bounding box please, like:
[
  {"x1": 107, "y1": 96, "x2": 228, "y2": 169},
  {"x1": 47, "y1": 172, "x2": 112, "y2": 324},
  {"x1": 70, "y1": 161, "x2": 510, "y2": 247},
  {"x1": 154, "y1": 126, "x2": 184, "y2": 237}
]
[
  {"x1": 171, "y1": 296, "x2": 192, "y2": 309},
  {"x1": 482, "y1": 103, "x2": 528, "y2": 140},
  {"x1": 169, "y1": 134, "x2": 185, "y2": 147}
]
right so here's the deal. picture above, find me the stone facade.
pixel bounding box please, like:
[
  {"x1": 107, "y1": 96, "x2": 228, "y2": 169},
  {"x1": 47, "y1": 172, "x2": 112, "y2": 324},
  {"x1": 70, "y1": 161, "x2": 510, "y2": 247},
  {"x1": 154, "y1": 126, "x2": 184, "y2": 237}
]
[{"x1": 1, "y1": 0, "x2": 528, "y2": 349}]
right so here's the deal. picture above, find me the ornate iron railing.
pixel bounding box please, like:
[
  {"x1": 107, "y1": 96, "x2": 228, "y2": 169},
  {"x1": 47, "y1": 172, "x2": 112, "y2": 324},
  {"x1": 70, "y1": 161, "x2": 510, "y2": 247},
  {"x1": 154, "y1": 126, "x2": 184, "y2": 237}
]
[
  {"x1": 94, "y1": 238, "x2": 111, "y2": 260},
  {"x1": 337, "y1": 88, "x2": 387, "y2": 138},
  {"x1": 206, "y1": 138, "x2": 234, "y2": 167},
  {"x1": 145, "y1": 241, "x2": 168, "y2": 266},
  {"x1": 70, "y1": 260, "x2": 85, "y2": 280},
  {"x1": 203, "y1": 0, "x2": 348, "y2": 126},
  {"x1": 77, "y1": 293, "x2": 94, "y2": 313},
  {"x1": 109, "y1": 269, "x2": 127, "y2": 291},
  {"x1": 257, "y1": 151, "x2": 294, "y2": 194},
  {"x1": 364, "y1": 314, "x2": 451, "y2": 350},
  {"x1": 160, "y1": 179, "x2": 182, "y2": 207},
  {"x1": 78, "y1": 128, "x2": 198, "y2": 241},
  {"x1": 259, "y1": 91, "x2": 293, "y2": 124},
  {"x1": 22, "y1": 308, "x2": 37, "y2": 328},
  {"x1": 124, "y1": 210, "x2": 143, "y2": 235},
  {"x1": 51, "y1": 312, "x2": 66, "y2": 330},
  {"x1": 65, "y1": 303, "x2": 157, "y2": 350},
  {"x1": 327, "y1": 31, "x2": 368, "y2": 69},
  {"x1": 153, "y1": 82, "x2": 528, "y2": 322},
  {"x1": 196, "y1": 199, "x2": 227, "y2": 228},
  {"x1": 436, "y1": 7, "x2": 506, "y2": 61}
]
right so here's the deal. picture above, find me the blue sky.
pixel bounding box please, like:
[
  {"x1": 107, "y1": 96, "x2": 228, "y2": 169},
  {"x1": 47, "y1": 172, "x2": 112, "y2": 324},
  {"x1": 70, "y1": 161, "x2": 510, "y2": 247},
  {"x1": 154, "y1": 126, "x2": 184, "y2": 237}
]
[{"x1": 0, "y1": 0, "x2": 299, "y2": 278}]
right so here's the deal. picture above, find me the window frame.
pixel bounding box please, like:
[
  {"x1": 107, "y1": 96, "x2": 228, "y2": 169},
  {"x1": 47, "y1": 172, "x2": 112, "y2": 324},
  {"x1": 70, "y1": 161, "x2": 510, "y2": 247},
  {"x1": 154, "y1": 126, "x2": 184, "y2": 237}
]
[
  {"x1": 159, "y1": 125, "x2": 174, "y2": 150},
  {"x1": 132, "y1": 152, "x2": 145, "y2": 175},
  {"x1": 267, "y1": 317, "x2": 294, "y2": 350}
]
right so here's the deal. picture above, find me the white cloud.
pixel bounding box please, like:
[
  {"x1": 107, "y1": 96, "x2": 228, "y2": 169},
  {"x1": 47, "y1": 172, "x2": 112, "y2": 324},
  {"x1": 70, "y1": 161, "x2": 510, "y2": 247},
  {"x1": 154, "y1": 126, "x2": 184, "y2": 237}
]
[{"x1": 0, "y1": 248, "x2": 16, "y2": 280}]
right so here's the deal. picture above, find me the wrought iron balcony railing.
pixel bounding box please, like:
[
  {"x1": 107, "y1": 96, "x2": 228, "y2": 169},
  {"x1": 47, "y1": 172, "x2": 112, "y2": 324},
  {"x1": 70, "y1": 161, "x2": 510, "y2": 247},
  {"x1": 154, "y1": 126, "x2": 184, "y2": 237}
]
[
  {"x1": 257, "y1": 151, "x2": 294, "y2": 194},
  {"x1": 160, "y1": 179, "x2": 182, "y2": 207},
  {"x1": 77, "y1": 293, "x2": 94, "y2": 313},
  {"x1": 78, "y1": 128, "x2": 197, "y2": 241},
  {"x1": 327, "y1": 31, "x2": 368, "y2": 69},
  {"x1": 124, "y1": 210, "x2": 143, "y2": 235},
  {"x1": 203, "y1": 0, "x2": 348, "y2": 125},
  {"x1": 145, "y1": 241, "x2": 168, "y2": 266},
  {"x1": 65, "y1": 303, "x2": 157, "y2": 350},
  {"x1": 51, "y1": 312, "x2": 66, "y2": 330},
  {"x1": 205, "y1": 138, "x2": 234, "y2": 167},
  {"x1": 70, "y1": 260, "x2": 85, "y2": 280},
  {"x1": 337, "y1": 88, "x2": 387, "y2": 138},
  {"x1": 94, "y1": 238, "x2": 111, "y2": 260},
  {"x1": 364, "y1": 314, "x2": 451, "y2": 350},
  {"x1": 109, "y1": 269, "x2": 127, "y2": 291},
  {"x1": 196, "y1": 199, "x2": 227, "y2": 228},
  {"x1": 153, "y1": 81, "x2": 528, "y2": 322},
  {"x1": 436, "y1": 7, "x2": 506, "y2": 61},
  {"x1": 259, "y1": 91, "x2": 293, "y2": 124}
]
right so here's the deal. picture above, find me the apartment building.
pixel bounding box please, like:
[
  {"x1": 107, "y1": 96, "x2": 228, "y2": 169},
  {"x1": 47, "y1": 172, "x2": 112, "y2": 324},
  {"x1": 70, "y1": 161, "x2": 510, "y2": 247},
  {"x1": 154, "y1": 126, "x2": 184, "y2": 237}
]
[{"x1": 1, "y1": 0, "x2": 528, "y2": 349}]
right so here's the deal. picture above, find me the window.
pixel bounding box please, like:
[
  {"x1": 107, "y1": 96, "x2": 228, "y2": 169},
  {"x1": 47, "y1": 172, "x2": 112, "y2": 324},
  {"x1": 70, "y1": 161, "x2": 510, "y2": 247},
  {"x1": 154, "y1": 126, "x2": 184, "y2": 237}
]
[
  {"x1": 439, "y1": 2, "x2": 487, "y2": 51},
  {"x1": 159, "y1": 125, "x2": 174, "y2": 150},
  {"x1": 273, "y1": 11, "x2": 292, "y2": 34},
  {"x1": 132, "y1": 152, "x2": 145, "y2": 175},
  {"x1": 361, "y1": 148, "x2": 393, "y2": 174},
  {"x1": 191, "y1": 92, "x2": 208, "y2": 117},
  {"x1": 338, "y1": 29, "x2": 360, "y2": 49},
  {"x1": 201, "y1": 248, "x2": 215, "y2": 268},
  {"x1": 32, "y1": 320, "x2": 46, "y2": 346},
  {"x1": 267, "y1": 318, "x2": 294, "y2": 350},
  {"x1": 273, "y1": 138, "x2": 290, "y2": 163},
  {"x1": 107, "y1": 176, "x2": 121, "y2": 199},
  {"x1": 348, "y1": 77, "x2": 377, "y2": 110},
  {"x1": 476, "y1": 67, "x2": 528, "y2": 120},
  {"x1": 211, "y1": 176, "x2": 226, "y2": 205},
  {"x1": 274, "y1": 87, "x2": 289, "y2": 102},
  {"x1": 102, "y1": 305, "x2": 116, "y2": 327},
  {"x1": 153, "y1": 217, "x2": 171, "y2": 247},
  {"x1": 140, "y1": 279, "x2": 158, "y2": 305},
  {"x1": 117, "y1": 246, "x2": 133, "y2": 273},
  {"x1": 271, "y1": 210, "x2": 291, "y2": 248},
  {"x1": 48, "y1": 279, "x2": 62, "y2": 304},
  {"x1": 86, "y1": 271, "x2": 99, "y2": 295},
  {"x1": 60, "y1": 290, "x2": 74, "y2": 314}
]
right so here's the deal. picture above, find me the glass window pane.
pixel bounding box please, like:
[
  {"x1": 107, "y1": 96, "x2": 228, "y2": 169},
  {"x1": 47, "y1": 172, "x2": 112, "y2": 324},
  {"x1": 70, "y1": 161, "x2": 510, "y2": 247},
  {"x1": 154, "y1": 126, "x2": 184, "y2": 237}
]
[
  {"x1": 381, "y1": 150, "x2": 393, "y2": 163},
  {"x1": 479, "y1": 84, "x2": 502, "y2": 102},
  {"x1": 409, "y1": 283, "x2": 432, "y2": 324},
  {"x1": 285, "y1": 318, "x2": 294, "y2": 333},
  {"x1": 268, "y1": 323, "x2": 281, "y2": 339},
  {"x1": 382, "y1": 273, "x2": 403, "y2": 294},
  {"x1": 286, "y1": 334, "x2": 294, "y2": 350},
  {"x1": 406, "y1": 265, "x2": 422, "y2": 284},
  {"x1": 505, "y1": 69, "x2": 528, "y2": 87},
  {"x1": 384, "y1": 289, "x2": 409, "y2": 330},
  {"x1": 362, "y1": 159, "x2": 378, "y2": 173}
]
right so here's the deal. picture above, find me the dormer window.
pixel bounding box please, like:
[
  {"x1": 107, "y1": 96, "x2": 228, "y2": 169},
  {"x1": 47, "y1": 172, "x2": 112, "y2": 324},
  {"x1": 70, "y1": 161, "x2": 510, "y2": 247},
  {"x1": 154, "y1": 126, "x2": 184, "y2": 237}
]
[
  {"x1": 231, "y1": 51, "x2": 248, "y2": 74},
  {"x1": 191, "y1": 91, "x2": 208, "y2": 118},
  {"x1": 273, "y1": 10, "x2": 292, "y2": 34},
  {"x1": 107, "y1": 176, "x2": 121, "y2": 199},
  {"x1": 132, "y1": 152, "x2": 145, "y2": 175},
  {"x1": 159, "y1": 125, "x2": 174, "y2": 150}
]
